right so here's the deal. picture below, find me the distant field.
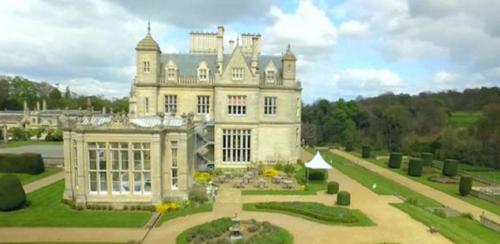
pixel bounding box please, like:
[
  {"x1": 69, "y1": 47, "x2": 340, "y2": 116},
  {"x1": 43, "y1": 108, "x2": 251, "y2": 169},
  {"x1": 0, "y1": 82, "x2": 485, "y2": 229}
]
[{"x1": 447, "y1": 112, "x2": 482, "y2": 127}]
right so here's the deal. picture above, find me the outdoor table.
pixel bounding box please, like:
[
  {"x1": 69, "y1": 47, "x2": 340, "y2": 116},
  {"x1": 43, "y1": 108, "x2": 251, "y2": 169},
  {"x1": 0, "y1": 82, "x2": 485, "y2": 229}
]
[{"x1": 282, "y1": 179, "x2": 294, "y2": 189}]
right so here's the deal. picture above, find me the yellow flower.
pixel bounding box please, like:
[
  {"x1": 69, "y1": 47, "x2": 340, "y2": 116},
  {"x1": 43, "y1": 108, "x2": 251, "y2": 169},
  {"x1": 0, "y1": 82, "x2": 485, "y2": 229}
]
[
  {"x1": 262, "y1": 168, "x2": 281, "y2": 177},
  {"x1": 299, "y1": 185, "x2": 306, "y2": 191}
]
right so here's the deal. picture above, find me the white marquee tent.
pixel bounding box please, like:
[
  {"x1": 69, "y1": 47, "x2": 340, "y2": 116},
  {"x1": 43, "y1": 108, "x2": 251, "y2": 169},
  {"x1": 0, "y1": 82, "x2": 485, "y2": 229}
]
[{"x1": 304, "y1": 151, "x2": 332, "y2": 184}]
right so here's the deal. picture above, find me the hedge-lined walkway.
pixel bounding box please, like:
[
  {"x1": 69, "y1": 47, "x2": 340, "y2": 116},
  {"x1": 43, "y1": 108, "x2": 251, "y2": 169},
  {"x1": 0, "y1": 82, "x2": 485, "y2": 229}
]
[
  {"x1": 23, "y1": 170, "x2": 64, "y2": 193},
  {"x1": 332, "y1": 149, "x2": 500, "y2": 223}
]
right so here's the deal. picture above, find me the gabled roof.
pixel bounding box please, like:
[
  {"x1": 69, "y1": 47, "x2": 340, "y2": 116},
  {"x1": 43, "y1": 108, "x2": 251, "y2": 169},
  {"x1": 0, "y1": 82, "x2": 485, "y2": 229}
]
[{"x1": 161, "y1": 53, "x2": 282, "y2": 77}]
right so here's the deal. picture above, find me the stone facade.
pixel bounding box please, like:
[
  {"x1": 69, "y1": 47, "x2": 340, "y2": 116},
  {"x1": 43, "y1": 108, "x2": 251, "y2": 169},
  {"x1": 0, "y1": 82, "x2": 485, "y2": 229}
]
[{"x1": 62, "y1": 24, "x2": 301, "y2": 205}]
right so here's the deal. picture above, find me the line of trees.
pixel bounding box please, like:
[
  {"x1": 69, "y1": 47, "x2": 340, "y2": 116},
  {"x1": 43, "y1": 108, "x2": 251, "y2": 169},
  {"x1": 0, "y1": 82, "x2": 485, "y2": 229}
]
[
  {"x1": 302, "y1": 87, "x2": 500, "y2": 169},
  {"x1": 0, "y1": 76, "x2": 128, "y2": 112}
]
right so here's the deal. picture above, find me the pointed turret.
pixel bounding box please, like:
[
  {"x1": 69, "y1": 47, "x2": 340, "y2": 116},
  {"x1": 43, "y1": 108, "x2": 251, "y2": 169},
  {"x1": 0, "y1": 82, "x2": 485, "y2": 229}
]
[{"x1": 282, "y1": 44, "x2": 296, "y2": 81}]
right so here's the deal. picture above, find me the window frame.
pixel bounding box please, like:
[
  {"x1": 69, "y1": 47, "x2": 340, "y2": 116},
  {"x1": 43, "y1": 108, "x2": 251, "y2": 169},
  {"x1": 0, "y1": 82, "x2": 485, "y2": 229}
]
[
  {"x1": 143, "y1": 61, "x2": 150, "y2": 73},
  {"x1": 227, "y1": 95, "x2": 247, "y2": 116},
  {"x1": 222, "y1": 129, "x2": 251, "y2": 164},
  {"x1": 197, "y1": 95, "x2": 210, "y2": 114},
  {"x1": 264, "y1": 96, "x2": 277, "y2": 116},
  {"x1": 164, "y1": 95, "x2": 177, "y2": 114},
  {"x1": 232, "y1": 67, "x2": 244, "y2": 81}
]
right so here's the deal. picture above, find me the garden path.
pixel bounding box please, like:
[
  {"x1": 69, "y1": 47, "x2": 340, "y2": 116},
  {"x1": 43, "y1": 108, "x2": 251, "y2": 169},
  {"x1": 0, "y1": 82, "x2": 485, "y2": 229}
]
[
  {"x1": 23, "y1": 171, "x2": 64, "y2": 193},
  {"x1": 332, "y1": 149, "x2": 500, "y2": 223},
  {"x1": 142, "y1": 148, "x2": 449, "y2": 244}
]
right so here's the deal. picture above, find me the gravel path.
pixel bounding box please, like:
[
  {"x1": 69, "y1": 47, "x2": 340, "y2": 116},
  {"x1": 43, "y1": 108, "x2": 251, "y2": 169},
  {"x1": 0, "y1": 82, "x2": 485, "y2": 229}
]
[
  {"x1": 23, "y1": 171, "x2": 65, "y2": 193},
  {"x1": 332, "y1": 149, "x2": 500, "y2": 223}
]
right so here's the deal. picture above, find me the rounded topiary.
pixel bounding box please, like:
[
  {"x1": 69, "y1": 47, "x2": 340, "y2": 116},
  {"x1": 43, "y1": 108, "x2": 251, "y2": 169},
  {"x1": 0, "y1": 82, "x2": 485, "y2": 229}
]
[
  {"x1": 459, "y1": 176, "x2": 473, "y2": 196},
  {"x1": 336, "y1": 191, "x2": 351, "y2": 206},
  {"x1": 361, "y1": 146, "x2": 371, "y2": 158},
  {"x1": 0, "y1": 174, "x2": 26, "y2": 211},
  {"x1": 327, "y1": 181, "x2": 339, "y2": 194},
  {"x1": 408, "y1": 158, "x2": 423, "y2": 177},
  {"x1": 443, "y1": 159, "x2": 458, "y2": 177},
  {"x1": 388, "y1": 152, "x2": 403, "y2": 168},
  {"x1": 421, "y1": 152, "x2": 433, "y2": 166}
]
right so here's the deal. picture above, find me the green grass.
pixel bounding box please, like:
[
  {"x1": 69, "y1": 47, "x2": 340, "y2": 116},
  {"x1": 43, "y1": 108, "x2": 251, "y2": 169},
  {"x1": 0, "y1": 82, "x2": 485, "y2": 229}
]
[
  {"x1": 1, "y1": 243, "x2": 125, "y2": 244},
  {"x1": 447, "y1": 112, "x2": 481, "y2": 128},
  {"x1": 0, "y1": 167, "x2": 62, "y2": 185},
  {"x1": 393, "y1": 203, "x2": 500, "y2": 244},
  {"x1": 0, "y1": 180, "x2": 152, "y2": 227},
  {"x1": 156, "y1": 203, "x2": 213, "y2": 226},
  {"x1": 311, "y1": 148, "x2": 441, "y2": 207},
  {"x1": 353, "y1": 152, "x2": 500, "y2": 216},
  {"x1": 243, "y1": 202, "x2": 374, "y2": 226},
  {"x1": 0, "y1": 140, "x2": 63, "y2": 148},
  {"x1": 315, "y1": 149, "x2": 500, "y2": 243},
  {"x1": 241, "y1": 180, "x2": 326, "y2": 195}
]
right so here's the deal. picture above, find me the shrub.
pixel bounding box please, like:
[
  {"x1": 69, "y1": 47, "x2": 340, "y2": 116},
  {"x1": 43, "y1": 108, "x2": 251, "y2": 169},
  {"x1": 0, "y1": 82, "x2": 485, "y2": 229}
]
[
  {"x1": 262, "y1": 168, "x2": 281, "y2": 177},
  {"x1": 361, "y1": 146, "x2": 370, "y2": 158},
  {"x1": 443, "y1": 159, "x2": 458, "y2": 177},
  {"x1": 189, "y1": 185, "x2": 209, "y2": 203},
  {"x1": 0, "y1": 153, "x2": 45, "y2": 174},
  {"x1": 459, "y1": 176, "x2": 472, "y2": 196},
  {"x1": 253, "y1": 202, "x2": 358, "y2": 223},
  {"x1": 327, "y1": 181, "x2": 339, "y2": 194},
  {"x1": 308, "y1": 169, "x2": 327, "y2": 181},
  {"x1": 408, "y1": 158, "x2": 423, "y2": 177},
  {"x1": 194, "y1": 172, "x2": 212, "y2": 185},
  {"x1": 433, "y1": 208, "x2": 446, "y2": 218},
  {"x1": 337, "y1": 191, "x2": 351, "y2": 206},
  {"x1": 421, "y1": 152, "x2": 433, "y2": 166},
  {"x1": 388, "y1": 152, "x2": 403, "y2": 168},
  {"x1": 45, "y1": 128, "x2": 63, "y2": 141},
  {"x1": 282, "y1": 164, "x2": 295, "y2": 175},
  {"x1": 181, "y1": 217, "x2": 232, "y2": 243},
  {"x1": 0, "y1": 174, "x2": 26, "y2": 211}
]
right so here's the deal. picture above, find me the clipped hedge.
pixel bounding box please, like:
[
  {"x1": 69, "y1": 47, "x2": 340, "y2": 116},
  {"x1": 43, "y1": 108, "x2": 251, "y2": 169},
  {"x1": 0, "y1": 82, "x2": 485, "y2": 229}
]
[
  {"x1": 388, "y1": 152, "x2": 403, "y2": 168},
  {"x1": 327, "y1": 181, "x2": 339, "y2": 194},
  {"x1": 337, "y1": 191, "x2": 351, "y2": 206},
  {"x1": 443, "y1": 159, "x2": 459, "y2": 177},
  {"x1": 308, "y1": 169, "x2": 327, "y2": 181},
  {"x1": 254, "y1": 201, "x2": 358, "y2": 223},
  {"x1": 0, "y1": 174, "x2": 26, "y2": 211},
  {"x1": 0, "y1": 153, "x2": 45, "y2": 174},
  {"x1": 361, "y1": 146, "x2": 371, "y2": 158},
  {"x1": 421, "y1": 152, "x2": 433, "y2": 166},
  {"x1": 459, "y1": 176, "x2": 473, "y2": 196},
  {"x1": 408, "y1": 158, "x2": 423, "y2": 177}
]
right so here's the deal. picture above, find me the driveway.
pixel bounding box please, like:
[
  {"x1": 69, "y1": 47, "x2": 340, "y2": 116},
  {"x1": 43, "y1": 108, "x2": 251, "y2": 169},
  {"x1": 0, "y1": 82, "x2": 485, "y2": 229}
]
[{"x1": 0, "y1": 145, "x2": 63, "y2": 158}]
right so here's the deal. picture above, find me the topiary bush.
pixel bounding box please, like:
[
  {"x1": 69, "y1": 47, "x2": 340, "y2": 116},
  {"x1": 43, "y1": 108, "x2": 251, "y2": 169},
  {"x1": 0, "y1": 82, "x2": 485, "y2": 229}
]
[
  {"x1": 327, "y1": 181, "x2": 339, "y2": 194},
  {"x1": 0, "y1": 153, "x2": 45, "y2": 174},
  {"x1": 388, "y1": 152, "x2": 403, "y2": 168},
  {"x1": 408, "y1": 158, "x2": 423, "y2": 177},
  {"x1": 308, "y1": 169, "x2": 327, "y2": 181},
  {"x1": 421, "y1": 152, "x2": 433, "y2": 166},
  {"x1": 336, "y1": 191, "x2": 351, "y2": 206},
  {"x1": 0, "y1": 174, "x2": 26, "y2": 211},
  {"x1": 459, "y1": 176, "x2": 473, "y2": 196},
  {"x1": 188, "y1": 185, "x2": 209, "y2": 203},
  {"x1": 443, "y1": 159, "x2": 459, "y2": 177},
  {"x1": 361, "y1": 146, "x2": 371, "y2": 158}
]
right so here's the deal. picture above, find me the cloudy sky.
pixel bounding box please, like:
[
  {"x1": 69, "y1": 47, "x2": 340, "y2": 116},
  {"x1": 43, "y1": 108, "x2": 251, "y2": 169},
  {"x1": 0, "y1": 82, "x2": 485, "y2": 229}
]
[{"x1": 1, "y1": 0, "x2": 499, "y2": 103}]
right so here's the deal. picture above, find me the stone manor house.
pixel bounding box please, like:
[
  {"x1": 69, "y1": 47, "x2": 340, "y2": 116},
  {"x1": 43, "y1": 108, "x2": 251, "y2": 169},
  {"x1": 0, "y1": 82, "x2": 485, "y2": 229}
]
[{"x1": 62, "y1": 24, "x2": 301, "y2": 206}]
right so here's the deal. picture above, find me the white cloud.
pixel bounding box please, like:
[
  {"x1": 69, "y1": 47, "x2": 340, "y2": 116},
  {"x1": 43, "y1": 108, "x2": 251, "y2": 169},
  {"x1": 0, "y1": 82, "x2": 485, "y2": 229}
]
[
  {"x1": 333, "y1": 68, "x2": 403, "y2": 96},
  {"x1": 263, "y1": 0, "x2": 337, "y2": 57},
  {"x1": 338, "y1": 20, "x2": 369, "y2": 38}
]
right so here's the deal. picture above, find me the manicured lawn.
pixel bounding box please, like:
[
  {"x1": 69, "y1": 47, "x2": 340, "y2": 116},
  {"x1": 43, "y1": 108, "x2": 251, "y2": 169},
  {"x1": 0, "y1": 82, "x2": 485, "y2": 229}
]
[
  {"x1": 393, "y1": 203, "x2": 500, "y2": 244},
  {"x1": 447, "y1": 112, "x2": 481, "y2": 128},
  {"x1": 0, "y1": 167, "x2": 62, "y2": 185},
  {"x1": 243, "y1": 202, "x2": 374, "y2": 226},
  {"x1": 4, "y1": 243, "x2": 125, "y2": 244},
  {"x1": 312, "y1": 149, "x2": 500, "y2": 243},
  {"x1": 353, "y1": 152, "x2": 500, "y2": 216},
  {"x1": 156, "y1": 203, "x2": 213, "y2": 226},
  {"x1": 0, "y1": 140, "x2": 63, "y2": 148},
  {"x1": 242, "y1": 180, "x2": 326, "y2": 195},
  {"x1": 0, "y1": 180, "x2": 152, "y2": 227}
]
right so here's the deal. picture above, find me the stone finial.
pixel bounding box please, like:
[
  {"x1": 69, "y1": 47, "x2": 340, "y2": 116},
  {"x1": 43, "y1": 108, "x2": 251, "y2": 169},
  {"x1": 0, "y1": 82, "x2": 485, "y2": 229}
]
[{"x1": 147, "y1": 21, "x2": 151, "y2": 34}]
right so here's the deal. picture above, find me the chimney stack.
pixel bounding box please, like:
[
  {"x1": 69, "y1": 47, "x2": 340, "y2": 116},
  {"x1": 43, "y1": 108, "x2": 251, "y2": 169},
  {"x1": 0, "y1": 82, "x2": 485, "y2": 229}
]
[
  {"x1": 216, "y1": 26, "x2": 224, "y2": 74},
  {"x1": 251, "y1": 35, "x2": 259, "y2": 74},
  {"x1": 42, "y1": 99, "x2": 47, "y2": 111},
  {"x1": 229, "y1": 40, "x2": 235, "y2": 53}
]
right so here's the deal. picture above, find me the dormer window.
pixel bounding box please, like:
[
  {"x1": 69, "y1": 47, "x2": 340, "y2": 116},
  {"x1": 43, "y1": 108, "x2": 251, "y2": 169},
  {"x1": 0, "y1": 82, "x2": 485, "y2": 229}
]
[
  {"x1": 266, "y1": 70, "x2": 275, "y2": 83},
  {"x1": 198, "y1": 69, "x2": 208, "y2": 81},
  {"x1": 232, "y1": 68, "x2": 244, "y2": 80},
  {"x1": 167, "y1": 68, "x2": 176, "y2": 81},
  {"x1": 143, "y1": 61, "x2": 150, "y2": 73}
]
